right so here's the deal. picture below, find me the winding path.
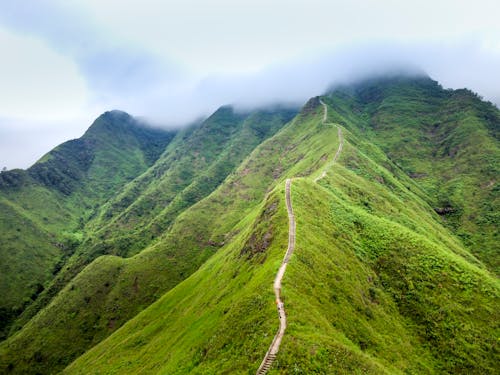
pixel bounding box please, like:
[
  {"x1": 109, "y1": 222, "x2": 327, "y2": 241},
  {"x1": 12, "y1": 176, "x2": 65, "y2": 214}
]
[
  {"x1": 314, "y1": 100, "x2": 344, "y2": 182},
  {"x1": 256, "y1": 179, "x2": 295, "y2": 375},
  {"x1": 256, "y1": 99, "x2": 342, "y2": 374}
]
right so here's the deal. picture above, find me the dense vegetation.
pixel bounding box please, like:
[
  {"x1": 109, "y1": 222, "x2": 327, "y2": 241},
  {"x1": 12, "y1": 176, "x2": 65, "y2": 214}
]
[
  {"x1": 0, "y1": 111, "x2": 175, "y2": 339},
  {"x1": 326, "y1": 77, "x2": 499, "y2": 272},
  {"x1": 0, "y1": 106, "x2": 295, "y2": 373},
  {"x1": 0, "y1": 76, "x2": 498, "y2": 374}
]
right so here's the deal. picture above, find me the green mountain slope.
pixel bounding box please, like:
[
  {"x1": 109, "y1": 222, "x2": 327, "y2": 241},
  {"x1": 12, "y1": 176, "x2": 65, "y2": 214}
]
[
  {"x1": 0, "y1": 111, "x2": 175, "y2": 338},
  {"x1": 0, "y1": 196, "x2": 64, "y2": 339},
  {"x1": 0, "y1": 107, "x2": 295, "y2": 374},
  {"x1": 29, "y1": 110, "x2": 175, "y2": 199},
  {"x1": 325, "y1": 77, "x2": 499, "y2": 272},
  {"x1": 63, "y1": 89, "x2": 498, "y2": 374},
  {"x1": 0, "y1": 76, "x2": 497, "y2": 374},
  {"x1": 84, "y1": 106, "x2": 296, "y2": 258}
]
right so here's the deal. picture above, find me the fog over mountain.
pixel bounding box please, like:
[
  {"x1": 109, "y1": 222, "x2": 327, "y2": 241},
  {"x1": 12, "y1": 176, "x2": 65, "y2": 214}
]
[
  {"x1": 0, "y1": 3, "x2": 499, "y2": 373},
  {"x1": 0, "y1": 0, "x2": 499, "y2": 168}
]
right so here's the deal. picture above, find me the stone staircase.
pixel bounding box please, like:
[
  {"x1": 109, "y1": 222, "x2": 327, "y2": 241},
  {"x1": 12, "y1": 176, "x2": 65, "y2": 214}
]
[{"x1": 256, "y1": 352, "x2": 276, "y2": 374}]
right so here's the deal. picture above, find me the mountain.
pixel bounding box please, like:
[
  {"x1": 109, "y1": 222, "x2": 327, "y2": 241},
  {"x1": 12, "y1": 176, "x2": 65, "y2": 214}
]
[
  {"x1": 0, "y1": 76, "x2": 498, "y2": 374},
  {"x1": 0, "y1": 105, "x2": 296, "y2": 373},
  {"x1": 0, "y1": 111, "x2": 175, "y2": 339},
  {"x1": 329, "y1": 77, "x2": 499, "y2": 272}
]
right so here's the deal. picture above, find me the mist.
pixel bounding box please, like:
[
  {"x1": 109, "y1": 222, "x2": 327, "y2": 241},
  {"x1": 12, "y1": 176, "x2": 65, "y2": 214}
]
[
  {"x1": 0, "y1": 0, "x2": 499, "y2": 169},
  {"x1": 2, "y1": 39, "x2": 500, "y2": 169},
  {"x1": 124, "y1": 39, "x2": 500, "y2": 127}
]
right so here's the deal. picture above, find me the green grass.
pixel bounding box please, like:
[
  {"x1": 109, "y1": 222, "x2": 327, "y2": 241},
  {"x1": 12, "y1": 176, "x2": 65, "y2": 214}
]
[
  {"x1": 0, "y1": 183, "x2": 83, "y2": 339},
  {"x1": 0, "y1": 111, "x2": 176, "y2": 338},
  {"x1": 10, "y1": 107, "x2": 293, "y2": 334},
  {"x1": 61, "y1": 97, "x2": 499, "y2": 374},
  {"x1": 61, "y1": 94, "x2": 498, "y2": 374},
  {"x1": 84, "y1": 107, "x2": 296, "y2": 257},
  {"x1": 0, "y1": 107, "x2": 296, "y2": 373},
  {"x1": 0, "y1": 77, "x2": 498, "y2": 374},
  {"x1": 325, "y1": 76, "x2": 499, "y2": 273},
  {"x1": 0, "y1": 198, "x2": 60, "y2": 339},
  {"x1": 63, "y1": 189, "x2": 286, "y2": 374},
  {"x1": 277, "y1": 169, "x2": 497, "y2": 373}
]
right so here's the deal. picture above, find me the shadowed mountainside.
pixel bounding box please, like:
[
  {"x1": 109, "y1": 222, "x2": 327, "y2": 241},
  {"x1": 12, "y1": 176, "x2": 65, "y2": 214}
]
[{"x1": 0, "y1": 111, "x2": 175, "y2": 339}]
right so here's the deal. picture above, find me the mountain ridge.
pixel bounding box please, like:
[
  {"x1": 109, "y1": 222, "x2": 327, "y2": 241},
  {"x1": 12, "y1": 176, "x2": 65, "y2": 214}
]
[
  {"x1": 0, "y1": 111, "x2": 176, "y2": 339},
  {"x1": 0, "y1": 75, "x2": 498, "y2": 374}
]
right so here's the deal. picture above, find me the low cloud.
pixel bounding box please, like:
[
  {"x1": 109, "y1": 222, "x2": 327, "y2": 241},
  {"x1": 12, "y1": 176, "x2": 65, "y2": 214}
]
[
  {"x1": 0, "y1": 0, "x2": 184, "y2": 103},
  {"x1": 0, "y1": 1, "x2": 499, "y2": 168},
  {"x1": 1, "y1": 1, "x2": 498, "y2": 123},
  {"x1": 132, "y1": 39, "x2": 500, "y2": 126}
]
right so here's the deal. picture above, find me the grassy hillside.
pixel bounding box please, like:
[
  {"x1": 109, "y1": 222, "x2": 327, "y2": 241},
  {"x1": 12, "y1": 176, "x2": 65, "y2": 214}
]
[
  {"x1": 0, "y1": 107, "x2": 296, "y2": 374},
  {"x1": 10, "y1": 107, "x2": 294, "y2": 337},
  {"x1": 325, "y1": 76, "x2": 499, "y2": 272},
  {"x1": 0, "y1": 196, "x2": 65, "y2": 340},
  {"x1": 63, "y1": 94, "x2": 498, "y2": 374},
  {"x1": 29, "y1": 110, "x2": 175, "y2": 200},
  {"x1": 84, "y1": 106, "x2": 296, "y2": 258},
  {"x1": 0, "y1": 111, "x2": 175, "y2": 338},
  {"x1": 0, "y1": 77, "x2": 497, "y2": 374}
]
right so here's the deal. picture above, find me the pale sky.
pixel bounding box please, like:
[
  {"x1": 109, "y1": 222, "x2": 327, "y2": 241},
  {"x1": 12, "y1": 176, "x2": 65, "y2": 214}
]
[{"x1": 1, "y1": 0, "x2": 499, "y2": 168}]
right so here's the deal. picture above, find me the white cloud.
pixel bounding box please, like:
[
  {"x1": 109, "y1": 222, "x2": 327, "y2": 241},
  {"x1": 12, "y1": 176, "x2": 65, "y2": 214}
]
[
  {"x1": 0, "y1": 27, "x2": 88, "y2": 120},
  {"x1": 0, "y1": 0, "x2": 499, "y2": 168},
  {"x1": 73, "y1": 0, "x2": 500, "y2": 74},
  {"x1": 0, "y1": 117, "x2": 88, "y2": 169}
]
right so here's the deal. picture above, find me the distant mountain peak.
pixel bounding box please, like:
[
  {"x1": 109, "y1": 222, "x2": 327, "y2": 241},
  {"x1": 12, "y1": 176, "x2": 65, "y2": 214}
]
[
  {"x1": 85, "y1": 110, "x2": 134, "y2": 136},
  {"x1": 101, "y1": 109, "x2": 133, "y2": 120},
  {"x1": 326, "y1": 71, "x2": 433, "y2": 95}
]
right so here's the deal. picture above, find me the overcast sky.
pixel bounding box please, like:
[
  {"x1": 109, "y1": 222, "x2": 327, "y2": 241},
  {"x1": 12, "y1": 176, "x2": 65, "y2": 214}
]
[{"x1": 1, "y1": 0, "x2": 499, "y2": 169}]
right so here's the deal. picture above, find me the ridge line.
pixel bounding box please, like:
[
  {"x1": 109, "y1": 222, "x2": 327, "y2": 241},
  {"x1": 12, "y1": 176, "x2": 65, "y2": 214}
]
[
  {"x1": 314, "y1": 100, "x2": 344, "y2": 182},
  {"x1": 257, "y1": 98, "x2": 339, "y2": 374},
  {"x1": 256, "y1": 178, "x2": 294, "y2": 375}
]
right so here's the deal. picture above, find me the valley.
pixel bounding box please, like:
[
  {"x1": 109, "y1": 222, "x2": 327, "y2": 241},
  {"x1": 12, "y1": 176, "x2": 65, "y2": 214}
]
[{"x1": 0, "y1": 76, "x2": 498, "y2": 374}]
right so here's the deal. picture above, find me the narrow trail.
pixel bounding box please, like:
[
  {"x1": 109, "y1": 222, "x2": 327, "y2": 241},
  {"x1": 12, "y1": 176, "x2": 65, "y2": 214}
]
[
  {"x1": 314, "y1": 100, "x2": 344, "y2": 183},
  {"x1": 256, "y1": 100, "x2": 340, "y2": 374},
  {"x1": 321, "y1": 98, "x2": 328, "y2": 122},
  {"x1": 256, "y1": 178, "x2": 295, "y2": 375}
]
